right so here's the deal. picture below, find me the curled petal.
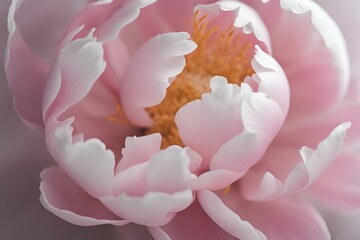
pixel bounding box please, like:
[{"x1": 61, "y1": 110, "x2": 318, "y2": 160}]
[
  {"x1": 120, "y1": 32, "x2": 197, "y2": 127},
  {"x1": 67, "y1": 0, "x2": 156, "y2": 42},
  {"x1": 176, "y1": 75, "x2": 284, "y2": 182},
  {"x1": 43, "y1": 32, "x2": 106, "y2": 120},
  {"x1": 309, "y1": 150, "x2": 360, "y2": 211},
  {"x1": 46, "y1": 120, "x2": 116, "y2": 198},
  {"x1": 116, "y1": 133, "x2": 162, "y2": 172},
  {"x1": 244, "y1": 0, "x2": 350, "y2": 122},
  {"x1": 40, "y1": 167, "x2": 127, "y2": 226},
  {"x1": 194, "y1": 1, "x2": 271, "y2": 53},
  {"x1": 104, "y1": 145, "x2": 197, "y2": 226},
  {"x1": 198, "y1": 190, "x2": 266, "y2": 240},
  {"x1": 251, "y1": 45, "x2": 289, "y2": 114},
  {"x1": 101, "y1": 190, "x2": 193, "y2": 226},
  {"x1": 242, "y1": 122, "x2": 351, "y2": 200},
  {"x1": 218, "y1": 190, "x2": 331, "y2": 240}
]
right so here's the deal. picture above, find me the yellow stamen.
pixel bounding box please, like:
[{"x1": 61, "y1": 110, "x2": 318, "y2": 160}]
[{"x1": 224, "y1": 185, "x2": 231, "y2": 195}]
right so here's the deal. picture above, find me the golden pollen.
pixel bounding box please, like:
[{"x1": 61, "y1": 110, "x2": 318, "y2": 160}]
[{"x1": 146, "y1": 10, "x2": 255, "y2": 148}]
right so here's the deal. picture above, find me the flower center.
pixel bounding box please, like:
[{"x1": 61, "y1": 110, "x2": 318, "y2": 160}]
[{"x1": 146, "y1": 11, "x2": 254, "y2": 148}]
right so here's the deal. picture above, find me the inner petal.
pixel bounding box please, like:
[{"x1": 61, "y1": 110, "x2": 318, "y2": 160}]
[{"x1": 146, "y1": 10, "x2": 255, "y2": 148}]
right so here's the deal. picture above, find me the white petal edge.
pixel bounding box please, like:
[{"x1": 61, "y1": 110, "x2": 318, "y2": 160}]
[
  {"x1": 243, "y1": 122, "x2": 351, "y2": 201},
  {"x1": 198, "y1": 190, "x2": 267, "y2": 240},
  {"x1": 120, "y1": 32, "x2": 197, "y2": 127},
  {"x1": 280, "y1": 0, "x2": 350, "y2": 101},
  {"x1": 194, "y1": 0, "x2": 272, "y2": 54}
]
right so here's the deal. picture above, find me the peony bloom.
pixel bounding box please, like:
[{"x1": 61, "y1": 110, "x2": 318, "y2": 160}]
[{"x1": 4, "y1": 0, "x2": 360, "y2": 239}]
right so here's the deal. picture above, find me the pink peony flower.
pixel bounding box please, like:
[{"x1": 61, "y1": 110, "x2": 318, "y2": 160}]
[{"x1": 4, "y1": 0, "x2": 360, "y2": 239}]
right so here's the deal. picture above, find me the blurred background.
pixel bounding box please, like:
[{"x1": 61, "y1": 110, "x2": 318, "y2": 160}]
[{"x1": 1, "y1": 0, "x2": 360, "y2": 239}]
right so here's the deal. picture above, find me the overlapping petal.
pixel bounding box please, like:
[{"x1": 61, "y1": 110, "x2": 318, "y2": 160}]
[
  {"x1": 40, "y1": 166, "x2": 127, "y2": 226},
  {"x1": 241, "y1": 122, "x2": 350, "y2": 201},
  {"x1": 119, "y1": 32, "x2": 197, "y2": 127}
]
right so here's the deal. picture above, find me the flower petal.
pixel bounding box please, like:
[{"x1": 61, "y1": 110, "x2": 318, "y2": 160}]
[
  {"x1": 151, "y1": 200, "x2": 236, "y2": 240},
  {"x1": 40, "y1": 166, "x2": 128, "y2": 226},
  {"x1": 176, "y1": 75, "x2": 284, "y2": 178},
  {"x1": 43, "y1": 31, "x2": 106, "y2": 121},
  {"x1": 241, "y1": 122, "x2": 350, "y2": 200},
  {"x1": 67, "y1": 0, "x2": 156, "y2": 42},
  {"x1": 100, "y1": 190, "x2": 193, "y2": 226},
  {"x1": 116, "y1": 133, "x2": 162, "y2": 172},
  {"x1": 198, "y1": 190, "x2": 266, "y2": 240},
  {"x1": 194, "y1": 1, "x2": 271, "y2": 53},
  {"x1": 218, "y1": 190, "x2": 331, "y2": 240},
  {"x1": 147, "y1": 145, "x2": 195, "y2": 194},
  {"x1": 46, "y1": 120, "x2": 116, "y2": 198},
  {"x1": 309, "y1": 150, "x2": 360, "y2": 211},
  {"x1": 243, "y1": 0, "x2": 350, "y2": 123},
  {"x1": 120, "y1": 32, "x2": 197, "y2": 127}
]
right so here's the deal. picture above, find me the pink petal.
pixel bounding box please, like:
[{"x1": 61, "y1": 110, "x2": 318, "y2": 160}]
[
  {"x1": 217, "y1": 190, "x2": 331, "y2": 240},
  {"x1": 5, "y1": 0, "x2": 86, "y2": 129},
  {"x1": 243, "y1": 0, "x2": 350, "y2": 123},
  {"x1": 211, "y1": 89, "x2": 284, "y2": 175},
  {"x1": 176, "y1": 76, "x2": 284, "y2": 177},
  {"x1": 67, "y1": 0, "x2": 156, "y2": 43},
  {"x1": 120, "y1": 32, "x2": 197, "y2": 127},
  {"x1": 12, "y1": 0, "x2": 85, "y2": 59},
  {"x1": 100, "y1": 190, "x2": 193, "y2": 226},
  {"x1": 101, "y1": 146, "x2": 197, "y2": 226},
  {"x1": 241, "y1": 122, "x2": 350, "y2": 200},
  {"x1": 116, "y1": 133, "x2": 162, "y2": 172},
  {"x1": 176, "y1": 76, "x2": 249, "y2": 167},
  {"x1": 147, "y1": 145, "x2": 194, "y2": 193},
  {"x1": 190, "y1": 170, "x2": 241, "y2": 191},
  {"x1": 198, "y1": 190, "x2": 266, "y2": 240},
  {"x1": 135, "y1": 0, "x2": 215, "y2": 40},
  {"x1": 251, "y1": 45, "x2": 290, "y2": 114},
  {"x1": 316, "y1": 0, "x2": 360, "y2": 75},
  {"x1": 46, "y1": 119, "x2": 116, "y2": 198},
  {"x1": 43, "y1": 32, "x2": 106, "y2": 121},
  {"x1": 6, "y1": 0, "x2": 49, "y2": 128},
  {"x1": 61, "y1": 79, "x2": 140, "y2": 159},
  {"x1": 39, "y1": 166, "x2": 128, "y2": 226},
  {"x1": 309, "y1": 150, "x2": 360, "y2": 211},
  {"x1": 194, "y1": 1, "x2": 271, "y2": 53},
  {"x1": 150, "y1": 200, "x2": 236, "y2": 240}
]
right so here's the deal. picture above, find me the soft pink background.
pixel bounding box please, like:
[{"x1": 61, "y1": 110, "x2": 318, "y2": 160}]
[{"x1": 0, "y1": 0, "x2": 359, "y2": 239}]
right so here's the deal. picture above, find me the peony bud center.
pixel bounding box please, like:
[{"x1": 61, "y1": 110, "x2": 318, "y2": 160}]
[{"x1": 146, "y1": 10, "x2": 255, "y2": 148}]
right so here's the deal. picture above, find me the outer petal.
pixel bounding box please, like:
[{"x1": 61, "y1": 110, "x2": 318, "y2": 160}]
[
  {"x1": 42, "y1": 33, "x2": 115, "y2": 198},
  {"x1": 315, "y1": 0, "x2": 360, "y2": 76},
  {"x1": 43, "y1": 31, "x2": 106, "y2": 120},
  {"x1": 241, "y1": 122, "x2": 350, "y2": 201},
  {"x1": 214, "y1": 190, "x2": 331, "y2": 240},
  {"x1": 39, "y1": 166, "x2": 128, "y2": 226},
  {"x1": 308, "y1": 150, "x2": 360, "y2": 211},
  {"x1": 101, "y1": 190, "x2": 193, "y2": 226},
  {"x1": 5, "y1": 0, "x2": 86, "y2": 129},
  {"x1": 101, "y1": 146, "x2": 196, "y2": 226},
  {"x1": 67, "y1": 0, "x2": 156, "y2": 42},
  {"x1": 243, "y1": 0, "x2": 350, "y2": 123},
  {"x1": 198, "y1": 190, "x2": 266, "y2": 240},
  {"x1": 46, "y1": 120, "x2": 116, "y2": 198},
  {"x1": 120, "y1": 32, "x2": 197, "y2": 127},
  {"x1": 150, "y1": 200, "x2": 236, "y2": 240}
]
